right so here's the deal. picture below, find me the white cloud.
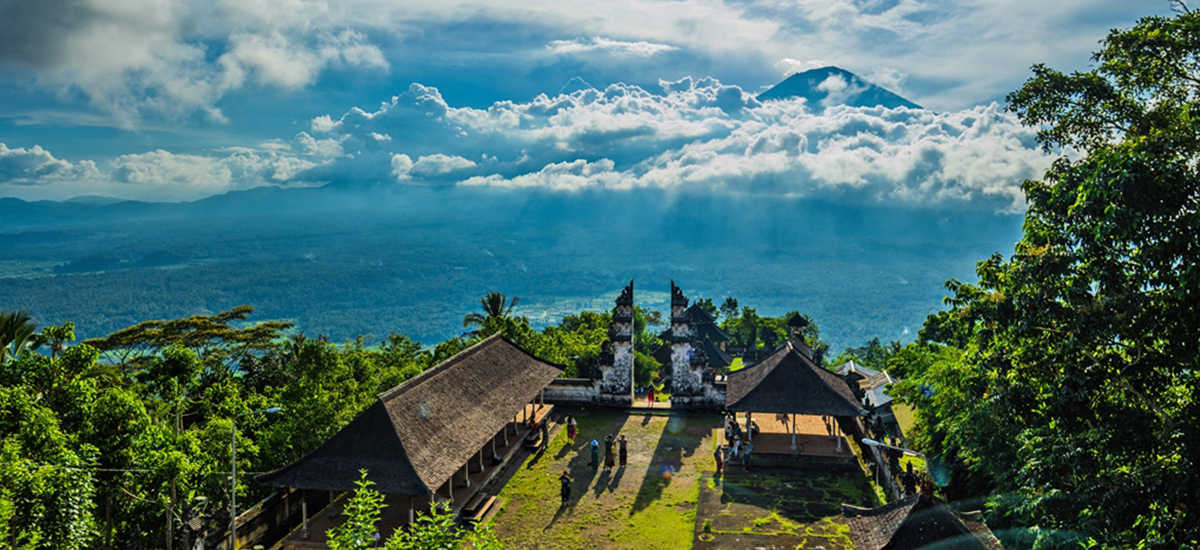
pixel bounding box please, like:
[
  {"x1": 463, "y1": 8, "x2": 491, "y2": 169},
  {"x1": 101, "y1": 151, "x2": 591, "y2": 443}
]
[
  {"x1": 317, "y1": 78, "x2": 1048, "y2": 211},
  {"x1": 546, "y1": 37, "x2": 677, "y2": 57},
  {"x1": 0, "y1": 0, "x2": 386, "y2": 126},
  {"x1": 777, "y1": 58, "x2": 828, "y2": 76},
  {"x1": 411, "y1": 154, "x2": 476, "y2": 176},
  {"x1": 0, "y1": 143, "x2": 98, "y2": 184},
  {"x1": 390, "y1": 153, "x2": 413, "y2": 180}
]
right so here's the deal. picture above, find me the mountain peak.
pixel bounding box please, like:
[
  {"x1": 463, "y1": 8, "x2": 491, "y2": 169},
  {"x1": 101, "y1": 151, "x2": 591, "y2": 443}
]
[{"x1": 757, "y1": 66, "x2": 921, "y2": 110}]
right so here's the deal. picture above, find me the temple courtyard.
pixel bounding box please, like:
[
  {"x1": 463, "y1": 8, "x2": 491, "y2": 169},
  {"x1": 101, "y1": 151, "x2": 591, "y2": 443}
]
[{"x1": 486, "y1": 408, "x2": 879, "y2": 550}]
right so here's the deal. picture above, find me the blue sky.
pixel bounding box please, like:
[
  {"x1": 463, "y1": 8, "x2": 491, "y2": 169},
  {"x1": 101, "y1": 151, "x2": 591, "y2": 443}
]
[{"x1": 0, "y1": 0, "x2": 1177, "y2": 206}]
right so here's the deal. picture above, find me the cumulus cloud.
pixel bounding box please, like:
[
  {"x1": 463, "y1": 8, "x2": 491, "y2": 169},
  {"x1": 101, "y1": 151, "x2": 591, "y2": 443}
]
[
  {"x1": 0, "y1": 143, "x2": 98, "y2": 184},
  {"x1": 317, "y1": 78, "x2": 1049, "y2": 211},
  {"x1": 108, "y1": 146, "x2": 318, "y2": 199},
  {"x1": 546, "y1": 37, "x2": 677, "y2": 57},
  {"x1": 0, "y1": 138, "x2": 333, "y2": 201},
  {"x1": 0, "y1": 0, "x2": 386, "y2": 125}
]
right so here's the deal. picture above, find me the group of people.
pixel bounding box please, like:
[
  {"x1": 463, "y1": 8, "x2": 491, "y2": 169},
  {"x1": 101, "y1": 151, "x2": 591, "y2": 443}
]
[
  {"x1": 556, "y1": 415, "x2": 631, "y2": 507},
  {"x1": 589, "y1": 433, "x2": 628, "y2": 470},
  {"x1": 714, "y1": 413, "x2": 753, "y2": 473}
]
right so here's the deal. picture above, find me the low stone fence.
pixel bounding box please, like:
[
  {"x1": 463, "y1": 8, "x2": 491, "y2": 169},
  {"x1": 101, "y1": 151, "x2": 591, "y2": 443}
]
[
  {"x1": 845, "y1": 417, "x2": 903, "y2": 501},
  {"x1": 542, "y1": 378, "x2": 599, "y2": 405}
]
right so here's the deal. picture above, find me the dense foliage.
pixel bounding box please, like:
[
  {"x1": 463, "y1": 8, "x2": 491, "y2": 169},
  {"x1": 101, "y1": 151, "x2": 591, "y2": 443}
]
[{"x1": 892, "y1": 8, "x2": 1200, "y2": 549}]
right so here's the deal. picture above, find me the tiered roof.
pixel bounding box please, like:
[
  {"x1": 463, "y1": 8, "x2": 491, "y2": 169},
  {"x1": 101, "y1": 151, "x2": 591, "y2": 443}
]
[
  {"x1": 257, "y1": 334, "x2": 562, "y2": 495},
  {"x1": 726, "y1": 339, "x2": 865, "y2": 416}
]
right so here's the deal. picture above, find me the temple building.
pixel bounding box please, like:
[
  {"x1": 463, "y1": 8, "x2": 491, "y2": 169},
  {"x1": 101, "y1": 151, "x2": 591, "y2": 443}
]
[{"x1": 255, "y1": 334, "x2": 561, "y2": 548}]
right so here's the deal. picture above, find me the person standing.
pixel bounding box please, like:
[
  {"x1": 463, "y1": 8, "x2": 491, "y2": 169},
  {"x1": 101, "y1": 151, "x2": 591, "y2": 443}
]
[
  {"x1": 647, "y1": 386, "x2": 655, "y2": 407},
  {"x1": 618, "y1": 434, "x2": 628, "y2": 468},
  {"x1": 604, "y1": 435, "x2": 616, "y2": 469},
  {"x1": 566, "y1": 415, "x2": 577, "y2": 443},
  {"x1": 540, "y1": 419, "x2": 549, "y2": 451},
  {"x1": 559, "y1": 470, "x2": 573, "y2": 506},
  {"x1": 589, "y1": 440, "x2": 600, "y2": 470},
  {"x1": 742, "y1": 441, "x2": 753, "y2": 472},
  {"x1": 714, "y1": 444, "x2": 724, "y2": 474}
]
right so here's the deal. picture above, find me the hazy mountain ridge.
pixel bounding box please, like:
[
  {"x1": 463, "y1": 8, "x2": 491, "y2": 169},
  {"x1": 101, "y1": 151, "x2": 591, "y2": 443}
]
[{"x1": 0, "y1": 184, "x2": 1021, "y2": 352}]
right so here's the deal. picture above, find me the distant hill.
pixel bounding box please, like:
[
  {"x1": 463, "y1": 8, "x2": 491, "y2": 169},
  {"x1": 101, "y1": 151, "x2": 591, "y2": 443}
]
[
  {"x1": 0, "y1": 184, "x2": 1022, "y2": 354},
  {"x1": 757, "y1": 66, "x2": 921, "y2": 110}
]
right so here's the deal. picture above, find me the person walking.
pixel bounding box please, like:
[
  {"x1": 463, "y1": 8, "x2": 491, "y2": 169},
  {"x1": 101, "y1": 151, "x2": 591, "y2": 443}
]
[
  {"x1": 559, "y1": 470, "x2": 573, "y2": 506},
  {"x1": 714, "y1": 444, "x2": 724, "y2": 474},
  {"x1": 647, "y1": 386, "x2": 655, "y2": 407},
  {"x1": 566, "y1": 415, "x2": 577, "y2": 443},
  {"x1": 589, "y1": 440, "x2": 600, "y2": 470},
  {"x1": 618, "y1": 434, "x2": 628, "y2": 467},
  {"x1": 604, "y1": 435, "x2": 616, "y2": 469}
]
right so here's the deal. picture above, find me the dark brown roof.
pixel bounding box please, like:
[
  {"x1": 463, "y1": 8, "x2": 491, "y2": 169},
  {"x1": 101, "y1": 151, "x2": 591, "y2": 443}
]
[
  {"x1": 700, "y1": 338, "x2": 734, "y2": 368},
  {"x1": 686, "y1": 304, "x2": 732, "y2": 342},
  {"x1": 726, "y1": 340, "x2": 865, "y2": 416},
  {"x1": 651, "y1": 343, "x2": 673, "y2": 367},
  {"x1": 841, "y1": 495, "x2": 1004, "y2": 550},
  {"x1": 257, "y1": 334, "x2": 562, "y2": 495}
]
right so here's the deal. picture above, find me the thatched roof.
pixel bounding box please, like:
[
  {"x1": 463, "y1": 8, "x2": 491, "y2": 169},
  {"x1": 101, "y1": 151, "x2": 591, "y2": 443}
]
[
  {"x1": 257, "y1": 334, "x2": 562, "y2": 495},
  {"x1": 841, "y1": 494, "x2": 1004, "y2": 550},
  {"x1": 726, "y1": 339, "x2": 865, "y2": 416}
]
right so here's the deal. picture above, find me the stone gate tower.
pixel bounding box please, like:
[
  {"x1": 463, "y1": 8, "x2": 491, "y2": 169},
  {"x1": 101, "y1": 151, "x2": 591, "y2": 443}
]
[
  {"x1": 664, "y1": 281, "x2": 724, "y2": 409},
  {"x1": 597, "y1": 280, "x2": 635, "y2": 405}
]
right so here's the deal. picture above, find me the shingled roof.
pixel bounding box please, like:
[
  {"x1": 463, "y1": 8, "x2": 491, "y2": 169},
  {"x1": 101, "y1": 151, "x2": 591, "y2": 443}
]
[
  {"x1": 257, "y1": 334, "x2": 562, "y2": 495},
  {"x1": 841, "y1": 494, "x2": 1004, "y2": 550},
  {"x1": 726, "y1": 339, "x2": 865, "y2": 416}
]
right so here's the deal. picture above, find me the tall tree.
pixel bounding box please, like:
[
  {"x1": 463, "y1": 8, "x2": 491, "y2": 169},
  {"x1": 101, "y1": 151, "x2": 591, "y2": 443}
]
[
  {"x1": 0, "y1": 310, "x2": 37, "y2": 366},
  {"x1": 898, "y1": 8, "x2": 1200, "y2": 549},
  {"x1": 462, "y1": 292, "x2": 520, "y2": 336}
]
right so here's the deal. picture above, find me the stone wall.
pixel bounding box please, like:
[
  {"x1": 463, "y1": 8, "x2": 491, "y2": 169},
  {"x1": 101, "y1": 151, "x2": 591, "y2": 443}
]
[{"x1": 542, "y1": 378, "x2": 600, "y2": 405}]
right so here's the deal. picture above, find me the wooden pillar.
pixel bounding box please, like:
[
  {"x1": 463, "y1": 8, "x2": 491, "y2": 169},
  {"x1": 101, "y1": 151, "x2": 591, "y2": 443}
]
[
  {"x1": 463, "y1": 464, "x2": 471, "y2": 487},
  {"x1": 504, "y1": 423, "x2": 510, "y2": 446},
  {"x1": 835, "y1": 417, "x2": 843, "y2": 452},
  {"x1": 492, "y1": 435, "x2": 497, "y2": 457},
  {"x1": 302, "y1": 493, "x2": 309, "y2": 538},
  {"x1": 448, "y1": 478, "x2": 454, "y2": 502},
  {"x1": 479, "y1": 448, "x2": 484, "y2": 471},
  {"x1": 790, "y1": 413, "x2": 797, "y2": 451},
  {"x1": 540, "y1": 389, "x2": 545, "y2": 407},
  {"x1": 746, "y1": 412, "x2": 753, "y2": 442},
  {"x1": 408, "y1": 496, "x2": 414, "y2": 524}
]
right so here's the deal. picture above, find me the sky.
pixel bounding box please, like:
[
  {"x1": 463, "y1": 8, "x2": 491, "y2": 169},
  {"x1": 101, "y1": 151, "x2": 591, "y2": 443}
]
[{"x1": 0, "y1": 0, "x2": 1178, "y2": 208}]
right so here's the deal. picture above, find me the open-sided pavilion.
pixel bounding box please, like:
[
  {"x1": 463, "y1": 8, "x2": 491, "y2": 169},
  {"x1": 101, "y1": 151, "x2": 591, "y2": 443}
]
[
  {"x1": 256, "y1": 334, "x2": 562, "y2": 548},
  {"x1": 726, "y1": 338, "x2": 866, "y2": 461}
]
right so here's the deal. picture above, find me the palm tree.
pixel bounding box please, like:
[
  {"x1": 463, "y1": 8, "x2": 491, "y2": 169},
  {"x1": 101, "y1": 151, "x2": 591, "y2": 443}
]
[
  {"x1": 0, "y1": 309, "x2": 38, "y2": 365},
  {"x1": 462, "y1": 291, "x2": 520, "y2": 335}
]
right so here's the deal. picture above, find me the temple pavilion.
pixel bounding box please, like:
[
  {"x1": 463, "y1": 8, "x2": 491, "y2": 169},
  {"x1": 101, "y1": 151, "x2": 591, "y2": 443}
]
[
  {"x1": 725, "y1": 337, "x2": 866, "y2": 459},
  {"x1": 255, "y1": 334, "x2": 562, "y2": 548}
]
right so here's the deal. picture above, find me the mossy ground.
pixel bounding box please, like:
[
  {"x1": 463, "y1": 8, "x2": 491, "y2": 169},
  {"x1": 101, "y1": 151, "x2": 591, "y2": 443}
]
[
  {"x1": 693, "y1": 468, "x2": 875, "y2": 549},
  {"x1": 490, "y1": 408, "x2": 880, "y2": 549},
  {"x1": 490, "y1": 408, "x2": 717, "y2": 550}
]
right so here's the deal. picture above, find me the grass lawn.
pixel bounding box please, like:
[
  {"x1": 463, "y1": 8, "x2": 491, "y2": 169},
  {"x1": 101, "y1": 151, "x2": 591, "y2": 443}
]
[
  {"x1": 490, "y1": 408, "x2": 719, "y2": 550},
  {"x1": 890, "y1": 402, "x2": 916, "y2": 439}
]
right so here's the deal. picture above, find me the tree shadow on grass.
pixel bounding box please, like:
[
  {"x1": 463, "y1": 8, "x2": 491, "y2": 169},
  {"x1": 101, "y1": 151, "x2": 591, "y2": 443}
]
[{"x1": 630, "y1": 411, "x2": 708, "y2": 515}]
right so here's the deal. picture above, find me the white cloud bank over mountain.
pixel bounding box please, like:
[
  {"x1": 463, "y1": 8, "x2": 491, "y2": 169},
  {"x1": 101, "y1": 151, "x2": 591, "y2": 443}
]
[
  {"x1": 312, "y1": 79, "x2": 1049, "y2": 211},
  {"x1": 0, "y1": 79, "x2": 1052, "y2": 209}
]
